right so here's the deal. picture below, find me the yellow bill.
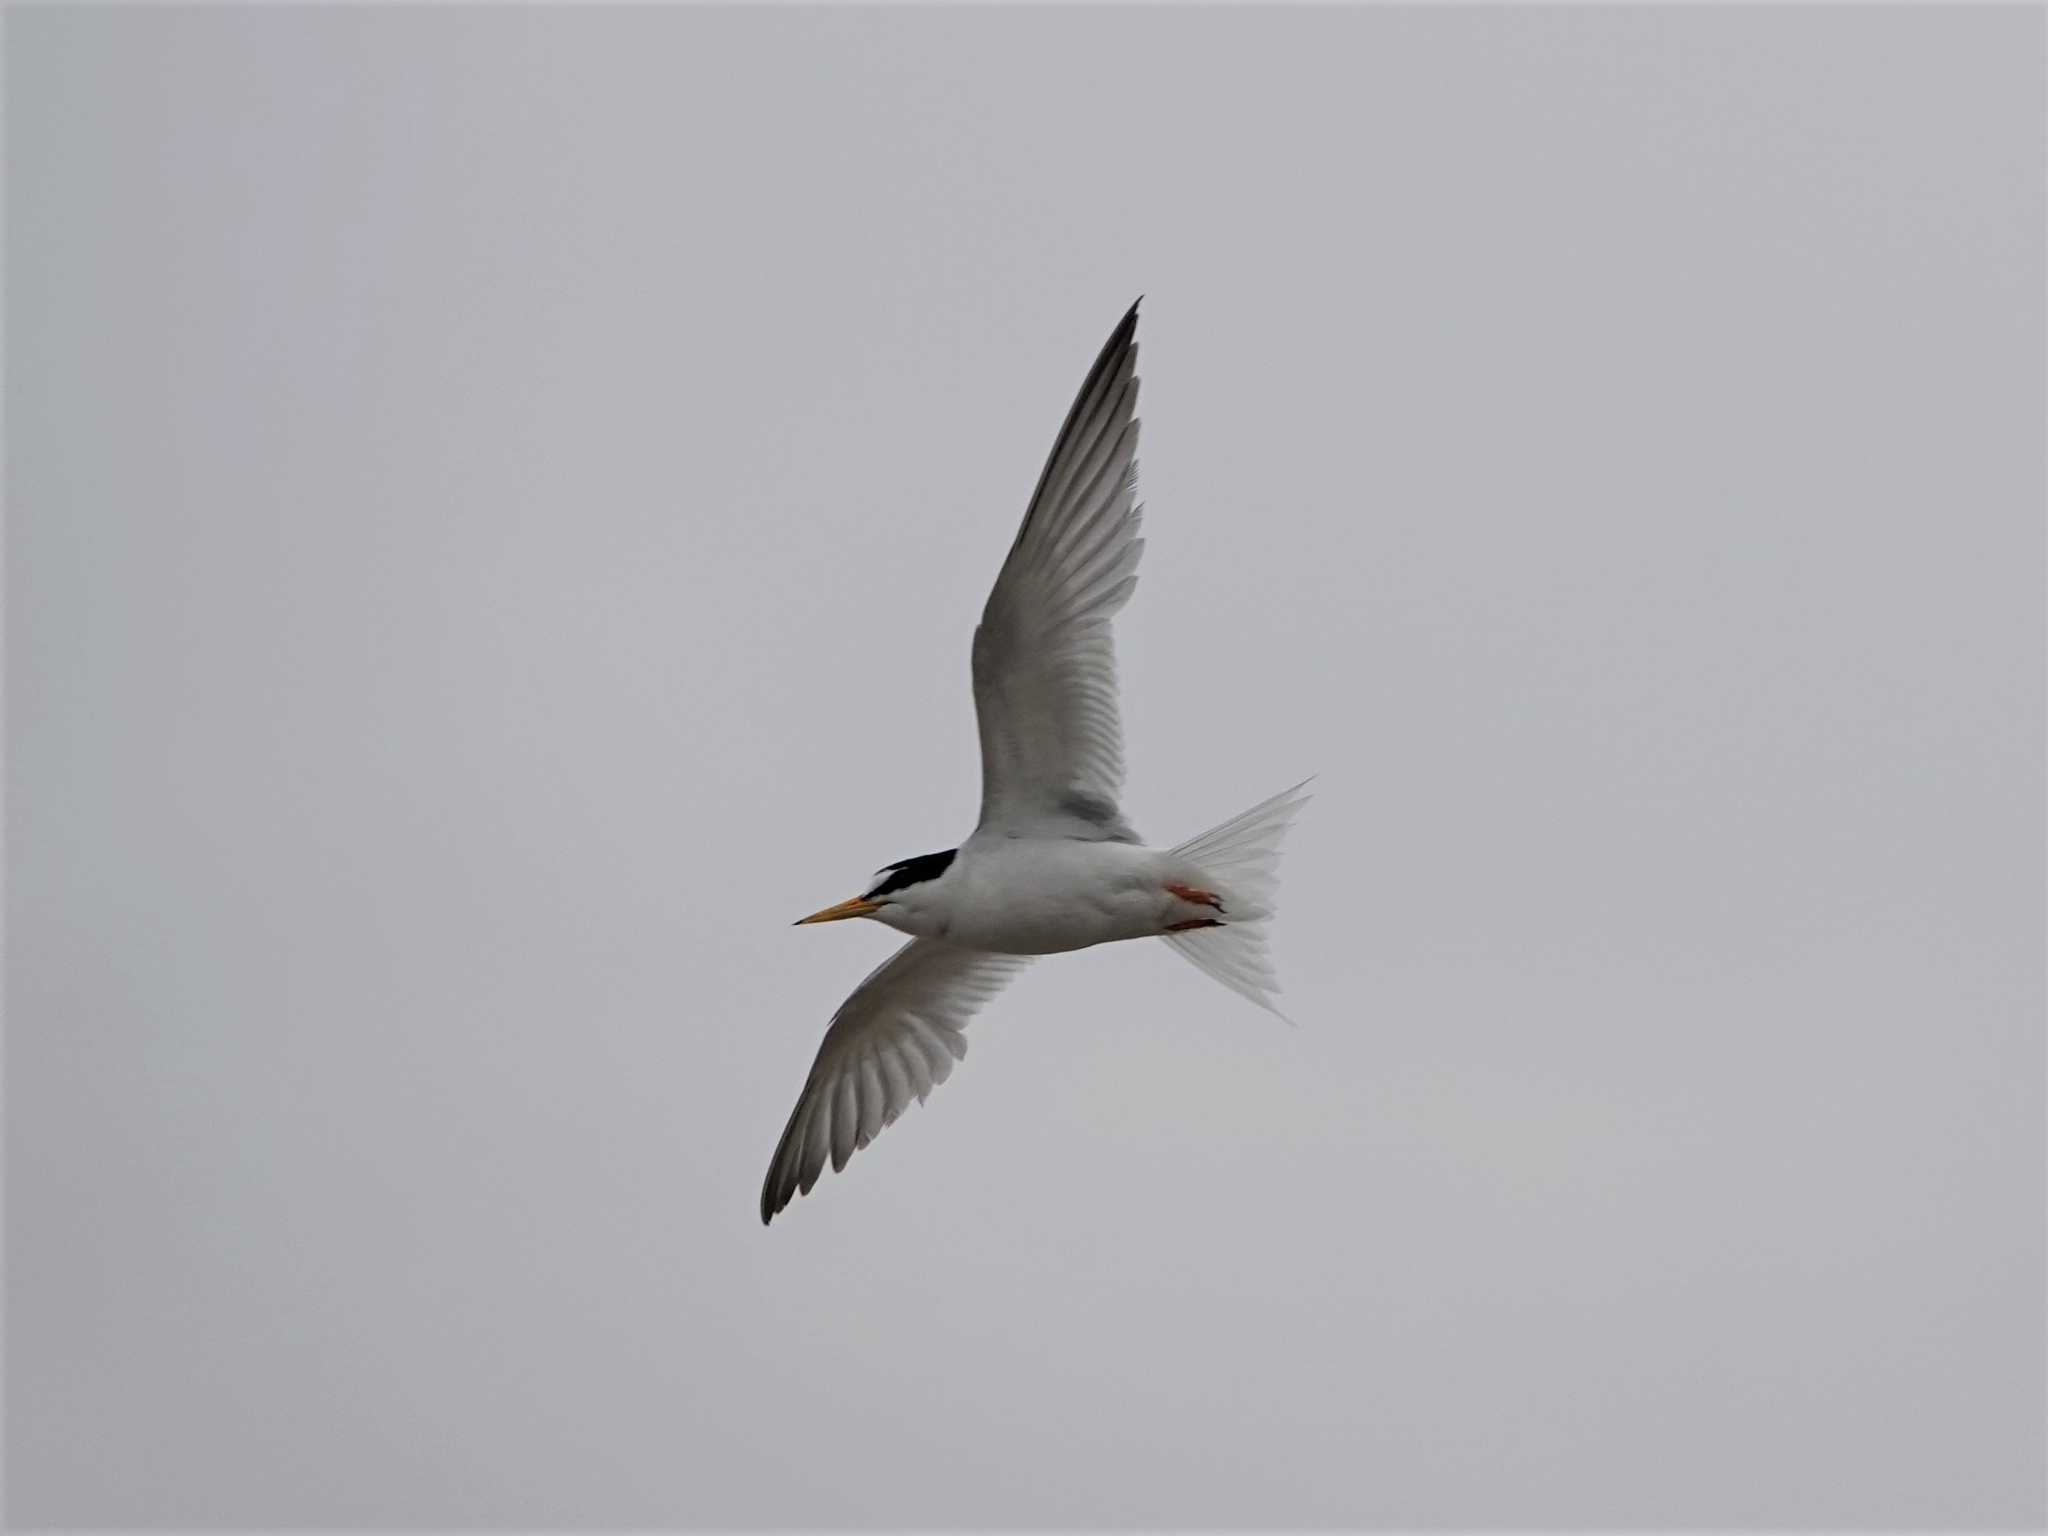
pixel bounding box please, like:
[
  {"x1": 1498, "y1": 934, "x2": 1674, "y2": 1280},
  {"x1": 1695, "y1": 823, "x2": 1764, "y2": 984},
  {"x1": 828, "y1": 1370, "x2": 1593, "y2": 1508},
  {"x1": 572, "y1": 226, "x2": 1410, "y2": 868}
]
[{"x1": 793, "y1": 895, "x2": 880, "y2": 926}]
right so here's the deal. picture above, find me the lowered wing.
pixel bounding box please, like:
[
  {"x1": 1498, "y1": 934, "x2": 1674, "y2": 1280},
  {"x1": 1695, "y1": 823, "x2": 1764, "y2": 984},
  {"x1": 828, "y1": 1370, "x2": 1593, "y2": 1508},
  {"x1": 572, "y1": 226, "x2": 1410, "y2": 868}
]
[{"x1": 760, "y1": 938, "x2": 1030, "y2": 1223}]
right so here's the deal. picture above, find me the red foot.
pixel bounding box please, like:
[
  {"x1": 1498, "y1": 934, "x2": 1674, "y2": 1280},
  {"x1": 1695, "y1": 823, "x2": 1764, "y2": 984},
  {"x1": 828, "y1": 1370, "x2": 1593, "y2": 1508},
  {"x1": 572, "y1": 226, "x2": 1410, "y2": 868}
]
[
  {"x1": 1166, "y1": 917, "x2": 1224, "y2": 933},
  {"x1": 1165, "y1": 882, "x2": 1225, "y2": 913}
]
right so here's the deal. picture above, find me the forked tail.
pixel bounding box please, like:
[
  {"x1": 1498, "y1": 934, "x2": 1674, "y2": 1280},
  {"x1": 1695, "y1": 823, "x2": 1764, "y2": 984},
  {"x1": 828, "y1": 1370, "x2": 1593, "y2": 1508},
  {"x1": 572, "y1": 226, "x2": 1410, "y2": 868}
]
[{"x1": 1163, "y1": 778, "x2": 1314, "y2": 1020}]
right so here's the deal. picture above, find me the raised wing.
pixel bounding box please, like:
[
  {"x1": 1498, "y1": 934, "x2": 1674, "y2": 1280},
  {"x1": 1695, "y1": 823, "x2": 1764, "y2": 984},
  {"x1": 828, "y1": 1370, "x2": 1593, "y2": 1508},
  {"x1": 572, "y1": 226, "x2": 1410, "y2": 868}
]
[
  {"x1": 760, "y1": 939, "x2": 1030, "y2": 1224},
  {"x1": 972, "y1": 301, "x2": 1145, "y2": 841}
]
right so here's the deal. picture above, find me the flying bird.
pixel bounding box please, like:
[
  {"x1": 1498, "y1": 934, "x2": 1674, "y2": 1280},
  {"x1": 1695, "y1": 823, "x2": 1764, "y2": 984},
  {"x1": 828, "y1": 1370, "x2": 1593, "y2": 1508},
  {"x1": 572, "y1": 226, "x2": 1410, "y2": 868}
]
[{"x1": 763, "y1": 300, "x2": 1309, "y2": 1223}]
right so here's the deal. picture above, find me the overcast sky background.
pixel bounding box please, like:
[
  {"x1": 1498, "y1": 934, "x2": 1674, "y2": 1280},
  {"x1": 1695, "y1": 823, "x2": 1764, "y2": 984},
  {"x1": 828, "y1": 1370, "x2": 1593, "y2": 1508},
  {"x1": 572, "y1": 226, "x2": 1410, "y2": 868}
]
[{"x1": 7, "y1": 7, "x2": 2043, "y2": 1529}]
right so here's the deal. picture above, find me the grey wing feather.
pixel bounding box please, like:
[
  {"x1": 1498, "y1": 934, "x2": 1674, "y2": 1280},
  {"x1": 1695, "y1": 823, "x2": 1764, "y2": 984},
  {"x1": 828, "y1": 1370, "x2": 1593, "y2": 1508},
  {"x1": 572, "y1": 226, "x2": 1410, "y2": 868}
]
[
  {"x1": 972, "y1": 301, "x2": 1146, "y2": 842},
  {"x1": 760, "y1": 939, "x2": 1031, "y2": 1224}
]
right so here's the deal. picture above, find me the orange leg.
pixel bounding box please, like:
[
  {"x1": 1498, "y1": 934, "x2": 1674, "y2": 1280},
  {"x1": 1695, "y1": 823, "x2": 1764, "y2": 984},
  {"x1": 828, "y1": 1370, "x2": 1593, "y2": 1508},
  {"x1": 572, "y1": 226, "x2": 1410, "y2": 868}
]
[
  {"x1": 1165, "y1": 882, "x2": 1225, "y2": 913},
  {"x1": 1166, "y1": 917, "x2": 1224, "y2": 933}
]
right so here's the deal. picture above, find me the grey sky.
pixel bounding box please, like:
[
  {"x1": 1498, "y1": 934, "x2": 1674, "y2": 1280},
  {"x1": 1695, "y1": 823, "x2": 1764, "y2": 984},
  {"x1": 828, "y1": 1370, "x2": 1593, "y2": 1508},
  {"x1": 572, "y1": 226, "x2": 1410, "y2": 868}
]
[{"x1": 7, "y1": 6, "x2": 2043, "y2": 1528}]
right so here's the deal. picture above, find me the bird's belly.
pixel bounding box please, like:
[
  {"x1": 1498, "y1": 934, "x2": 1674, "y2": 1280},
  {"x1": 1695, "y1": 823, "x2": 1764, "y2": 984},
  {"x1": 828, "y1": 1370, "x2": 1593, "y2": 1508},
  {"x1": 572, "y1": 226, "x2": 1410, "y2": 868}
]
[{"x1": 947, "y1": 894, "x2": 1156, "y2": 954}]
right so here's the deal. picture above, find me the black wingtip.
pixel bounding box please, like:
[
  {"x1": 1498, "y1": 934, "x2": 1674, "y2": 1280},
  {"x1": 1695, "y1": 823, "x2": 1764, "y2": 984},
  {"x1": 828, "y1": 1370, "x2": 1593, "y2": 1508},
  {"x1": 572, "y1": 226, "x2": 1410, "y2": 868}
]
[{"x1": 1100, "y1": 297, "x2": 1140, "y2": 356}]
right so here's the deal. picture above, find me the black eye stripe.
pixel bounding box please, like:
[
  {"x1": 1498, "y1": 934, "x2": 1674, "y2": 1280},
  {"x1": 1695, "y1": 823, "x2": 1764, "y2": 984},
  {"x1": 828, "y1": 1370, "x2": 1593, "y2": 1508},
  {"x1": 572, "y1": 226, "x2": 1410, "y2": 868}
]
[{"x1": 866, "y1": 849, "x2": 956, "y2": 898}]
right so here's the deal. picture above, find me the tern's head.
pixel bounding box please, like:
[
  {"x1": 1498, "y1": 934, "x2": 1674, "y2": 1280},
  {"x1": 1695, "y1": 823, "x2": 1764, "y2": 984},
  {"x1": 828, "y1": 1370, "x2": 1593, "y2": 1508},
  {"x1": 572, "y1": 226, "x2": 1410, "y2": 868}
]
[{"x1": 794, "y1": 849, "x2": 957, "y2": 933}]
